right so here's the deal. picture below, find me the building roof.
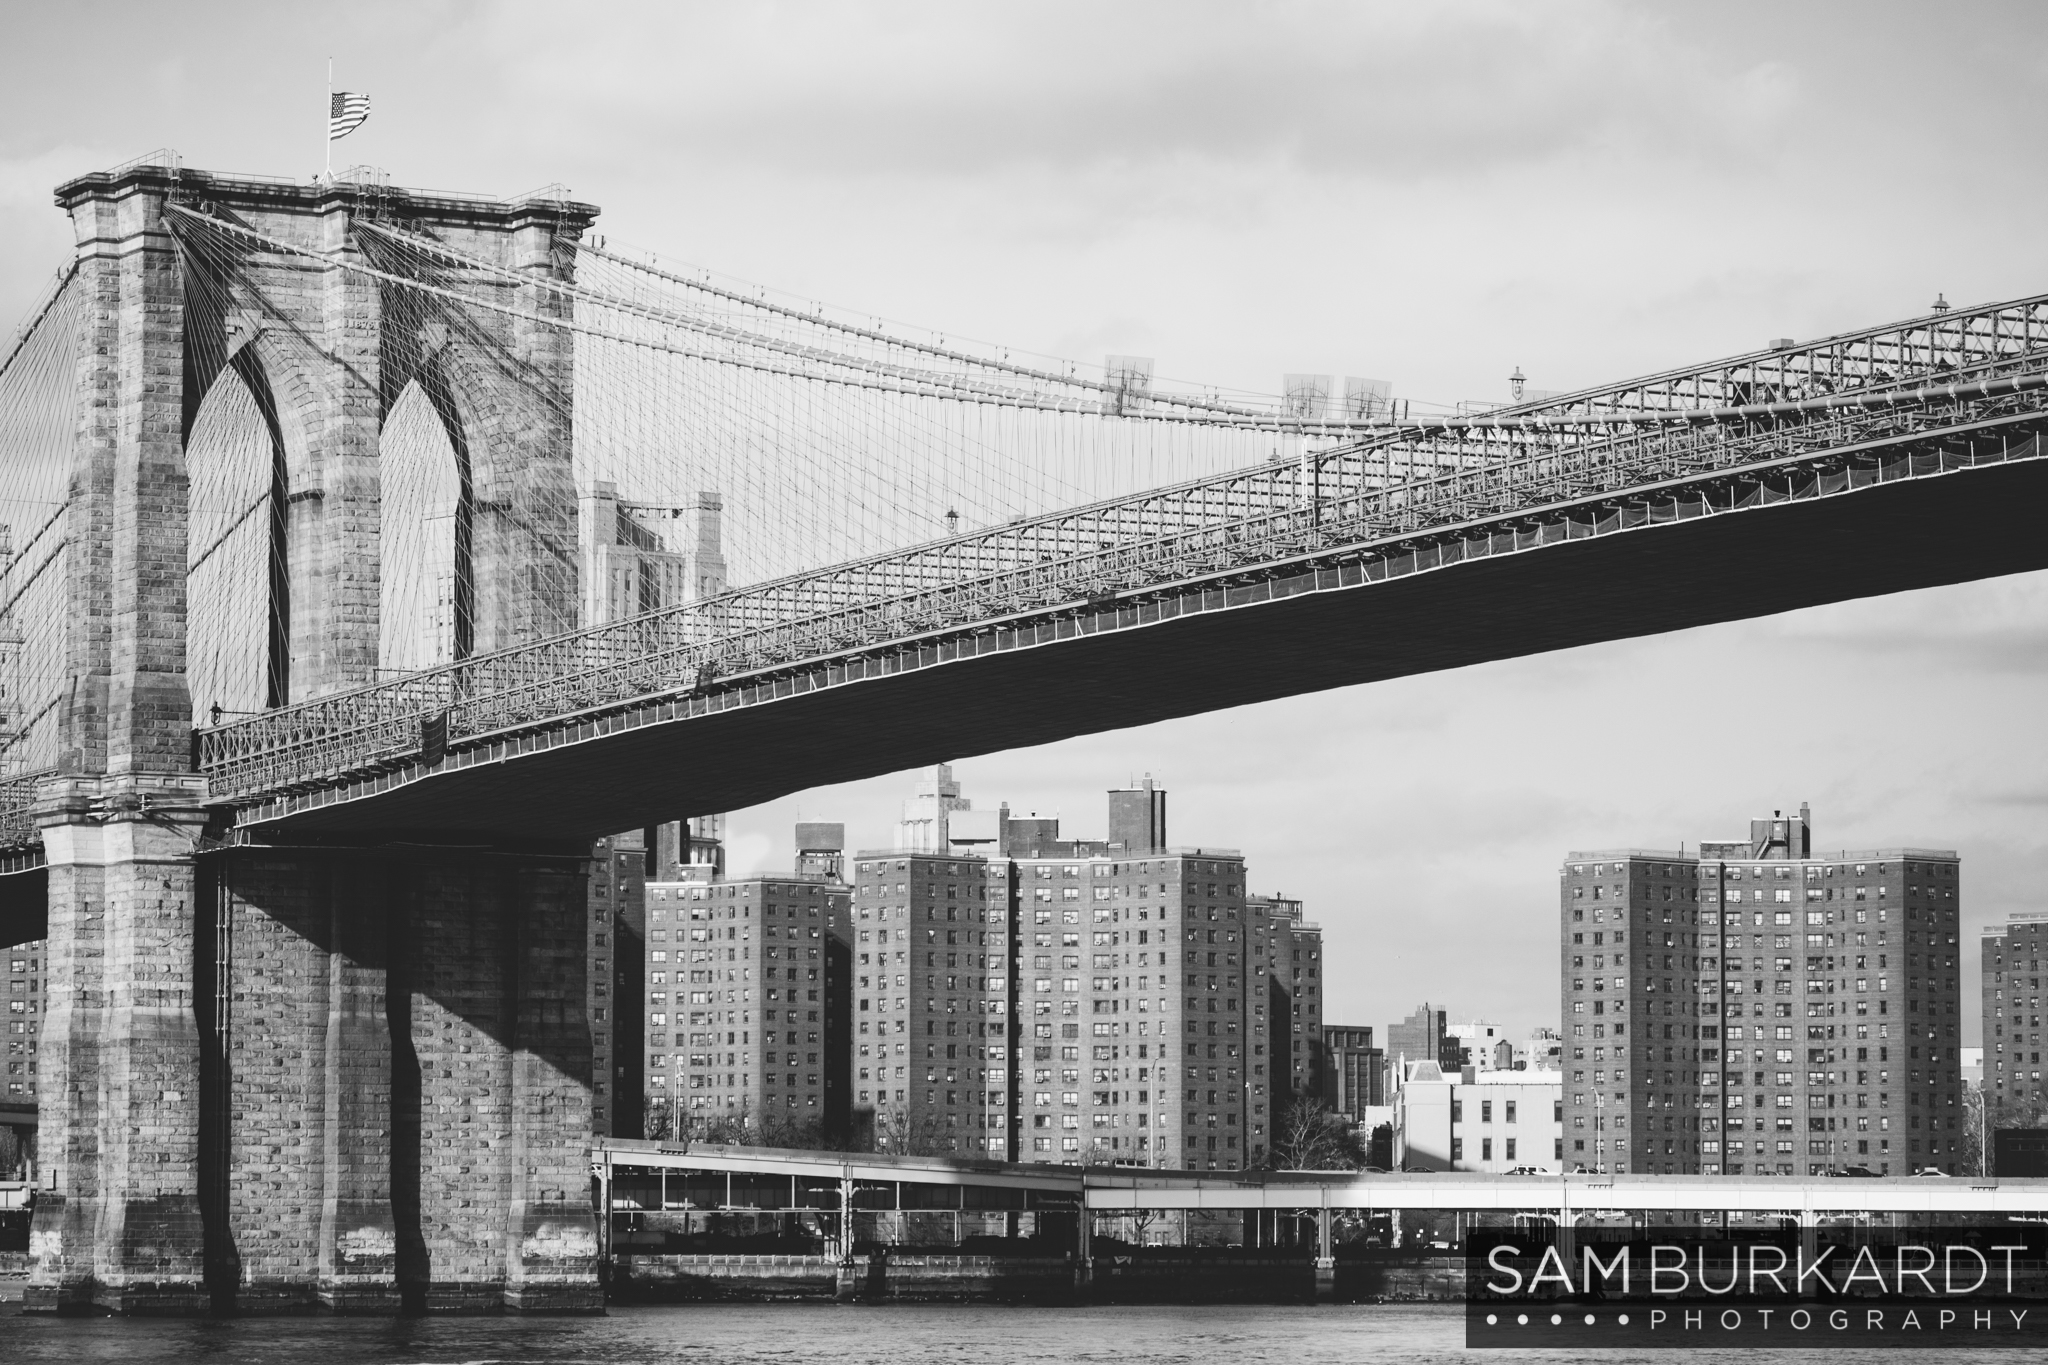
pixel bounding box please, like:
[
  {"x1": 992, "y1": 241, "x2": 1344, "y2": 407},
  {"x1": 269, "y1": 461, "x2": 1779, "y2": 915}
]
[
  {"x1": 1563, "y1": 849, "x2": 1689, "y2": 861},
  {"x1": 1468, "y1": 1069, "x2": 1562, "y2": 1088},
  {"x1": 1564, "y1": 846, "x2": 1959, "y2": 862}
]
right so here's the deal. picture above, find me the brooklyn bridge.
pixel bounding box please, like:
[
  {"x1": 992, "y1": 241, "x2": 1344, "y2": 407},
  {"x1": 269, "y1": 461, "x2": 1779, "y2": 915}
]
[{"x1": 0, "y1": 154, "x2": 2044, "y2": 1312}]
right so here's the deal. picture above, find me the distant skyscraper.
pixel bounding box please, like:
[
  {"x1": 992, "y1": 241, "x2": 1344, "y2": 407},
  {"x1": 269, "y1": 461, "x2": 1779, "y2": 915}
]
[
  {"x1": 579, "y1": 482, "x2": 727, "y2": 622},
  {"x1": 1520, "y1": 1028, "x2": 1564, "y2": 1072},
  {"x1": 1981, "y1": 912, "x2": 2048, "y2": 1116},
  {"x1": 1447, "y1": 1020, "x2": 1510, "y2": 1071},
  {"x1": 1323, "y1": 1025, "x2": 1384, "y2": 1118},
  {"x1": 893, "y1": 763, "x2": 973, "y2": 852},
  {"x1": 1386, "y1": 1003, "x2": 1454, "y2": 1073},
  {"x1": 581, "y1": 485, "x2": 732, "y2": 1135},
  {"x1": 1562, "y1": 805, "x2": 1963, "y2": 1178}
]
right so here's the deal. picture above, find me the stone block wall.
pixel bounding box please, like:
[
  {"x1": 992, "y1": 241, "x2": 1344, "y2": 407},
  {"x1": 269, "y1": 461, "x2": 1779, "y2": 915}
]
[
  {"x1": 206, "y1": 844, "x2": 600, "y2": 1314},
  {"x1": 27, "y1": 162, "x2": 603, "y2": 1316}
]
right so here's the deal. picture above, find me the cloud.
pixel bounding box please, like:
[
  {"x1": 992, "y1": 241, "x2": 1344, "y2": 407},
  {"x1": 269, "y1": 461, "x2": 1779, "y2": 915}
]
[
  {"x1": 1755, "y1": 573, "x2": 2048, "y2": 674},
  {"x1": 469, "y1": 0, "x2": 1799, "y2": 183}
]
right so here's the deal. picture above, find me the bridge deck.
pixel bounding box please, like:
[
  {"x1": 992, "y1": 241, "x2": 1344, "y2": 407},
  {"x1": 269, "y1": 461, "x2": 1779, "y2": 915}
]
[{"x1": 235, "y1": 440, "x2": 2048, "y2": 843}]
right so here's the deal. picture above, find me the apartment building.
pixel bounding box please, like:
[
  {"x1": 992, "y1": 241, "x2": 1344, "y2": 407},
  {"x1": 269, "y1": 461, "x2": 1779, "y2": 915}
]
[{"x1": 1562, "y1": 804, "x2": 1963, "y2": 1177}]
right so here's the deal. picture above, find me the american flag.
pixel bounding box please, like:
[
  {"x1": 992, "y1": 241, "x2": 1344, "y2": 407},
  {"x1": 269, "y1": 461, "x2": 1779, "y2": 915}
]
[{"x1": 329, "y1": 91, "x2": 371, "y2": 141}]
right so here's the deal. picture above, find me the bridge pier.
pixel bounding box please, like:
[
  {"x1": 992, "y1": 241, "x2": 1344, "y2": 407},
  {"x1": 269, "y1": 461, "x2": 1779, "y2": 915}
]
[
  {"x1": 200, "y1": 845, "x2": 401, "y2": 1312},
  {"x1": 29, "y1": 775, "x2": 213, "y2": 1314},
  {"x1": 394, "y1": 845, "x2": 600, "y2": 1312},
  {"x1": 30, "y1": 833, "x2": 601, "y2": 1315},
  {"x1": 218, "y1": 842, "x2": 601, "y2": 1314}
]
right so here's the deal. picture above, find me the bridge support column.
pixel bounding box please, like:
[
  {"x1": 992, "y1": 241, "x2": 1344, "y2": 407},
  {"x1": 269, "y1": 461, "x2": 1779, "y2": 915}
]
[
  {"x1": 28, "y1": 776, "x2": 212, "y2": 1315},
  {"x1": 315, "y1": 863, "x2": 402, "y2": 1312},
  {"x1": 502, "y1": 853, "x2": 604, "y2": 1312},
  {"x1": 176, "y1": 842, "x2": 597, "y2": 1314},
  {"x1": 1313, "y1": 1206, "x2": 1336, "y2": 1303},
  {"x1": 1075, "y1": 1203, "x2": 1094, "y2": 1294},
  {"x1": 205, "y1": 848, "x2": 401, "y2": 1312},
  {"x1": 396, "y1": 848, "x2": 600, "y2": 1313},
  {"x1": 835, "y1": 1174, "x2": 857, "y2": 1299}
]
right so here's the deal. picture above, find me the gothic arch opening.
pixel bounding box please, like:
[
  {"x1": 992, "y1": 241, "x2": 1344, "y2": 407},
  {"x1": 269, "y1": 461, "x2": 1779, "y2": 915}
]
[
  {"x1": 380, "y1": 371, "x2": 475, "y2": 672},
  {"x1": 185, "y1": 355, "x2": 288, "y2": 722}
]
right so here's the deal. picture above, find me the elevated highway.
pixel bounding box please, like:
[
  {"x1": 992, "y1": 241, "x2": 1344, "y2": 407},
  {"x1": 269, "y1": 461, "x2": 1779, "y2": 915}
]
[{"x1": 599, "y1": 1139, "x2": 2048, "y2": 1219}]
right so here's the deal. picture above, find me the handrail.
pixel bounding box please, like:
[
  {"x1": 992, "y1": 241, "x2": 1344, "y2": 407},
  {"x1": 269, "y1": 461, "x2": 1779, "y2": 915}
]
[{"x1": 0, "y1": 769, "x2": 57, "y2": 848}]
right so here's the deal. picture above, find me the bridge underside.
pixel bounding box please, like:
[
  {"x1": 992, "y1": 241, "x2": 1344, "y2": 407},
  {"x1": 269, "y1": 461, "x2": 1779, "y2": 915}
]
[
  {"x1": 0, "y1": 867, "x2": 47, "y2": 948},
  {"x1": 246, "y1": 454, "x2": 2048, "y2": 846}
]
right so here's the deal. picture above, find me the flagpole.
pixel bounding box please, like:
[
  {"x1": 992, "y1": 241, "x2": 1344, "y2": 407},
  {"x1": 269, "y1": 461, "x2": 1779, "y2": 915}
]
[{"x1": 324, "y1": 57, "x2": 332, "y2": 180}]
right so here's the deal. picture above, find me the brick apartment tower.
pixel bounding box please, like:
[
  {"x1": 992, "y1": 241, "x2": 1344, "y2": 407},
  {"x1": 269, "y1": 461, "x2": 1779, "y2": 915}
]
[
  {"x1": 848, "y1": 777, "x2": 1319, "y2": 1171},
  {"x1": 1562, "y1": 805, "x2": 1964, "y2": 1177},
  {"x1": 643, "y1": 873, "x2": 852, "y2": 1140},
  {"x1": 1007, "y1": 844, "x2": 1261, "y2": 1169},
  {"x1": 1255, "y1": 894, "x2": 1326, "y2": 1105},
  {"x1": 1981, "y1": 913, "x2": 2048, "y2": 1119},
  {"x1": 587, "y1": 831, "x2": 648, "y2": 1137},
  {"x1": 851, "y1": 851, "x2": 1013, "y2": 1155}
]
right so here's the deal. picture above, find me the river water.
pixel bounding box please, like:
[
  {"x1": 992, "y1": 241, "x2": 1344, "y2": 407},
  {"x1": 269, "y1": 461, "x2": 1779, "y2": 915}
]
[{"x1": 0, "y1": 1300, "x2": 2026, "y2": 1365}]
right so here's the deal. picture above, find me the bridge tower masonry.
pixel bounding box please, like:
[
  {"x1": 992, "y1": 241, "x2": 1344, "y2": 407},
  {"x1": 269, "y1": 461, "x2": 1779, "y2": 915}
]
[{"x1": 27, "y1": 163, "x2": 604, "y2": 1314}]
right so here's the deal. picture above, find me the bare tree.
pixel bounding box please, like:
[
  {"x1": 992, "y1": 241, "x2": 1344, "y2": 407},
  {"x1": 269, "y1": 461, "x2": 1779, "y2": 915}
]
[
  {"x1": 869, "y1": 1107, "x2": 954, "y2": 1157},
  {"x1": 642, "y1": 1093, "x2": 852, "y2": 1152},
  {"x1": 1972, "y1": 1088, "x2": 2048, "y2": 1175},
  {"x1": 1263, "y1": 1097, "x2": 1367, "y2": 1171},
  {"x1": 1961, "y1": 1088, "x2": 1989, "y2": 1176},
  {"x1": 642, "y1": 1092, "x2": 676, "y2": 1141}
]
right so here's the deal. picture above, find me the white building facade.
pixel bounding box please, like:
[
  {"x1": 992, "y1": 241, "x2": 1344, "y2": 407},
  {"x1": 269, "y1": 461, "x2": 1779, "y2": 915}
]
[{"x1": 1392, "y1": 1061, "x2": 1563, "y2": 1173}]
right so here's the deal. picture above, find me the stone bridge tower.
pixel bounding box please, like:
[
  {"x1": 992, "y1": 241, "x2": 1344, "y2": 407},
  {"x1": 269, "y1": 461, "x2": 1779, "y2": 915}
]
[{"x1": 28, "y1": 163, "x2": 603, "y2": 1314}]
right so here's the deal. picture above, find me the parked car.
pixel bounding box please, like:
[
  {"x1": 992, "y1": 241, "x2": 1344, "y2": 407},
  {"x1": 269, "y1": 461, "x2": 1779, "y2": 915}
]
[
  {"x1": 1506, "y1": 1165, "x2": 1552, "y2": 1176},
  {"x1": 1826, "y1": 1165, "x2": 1879, "y2": 1178},
  {"x1": 1913, "y1": 1167, "x2": 1953, "y2": 1177}
]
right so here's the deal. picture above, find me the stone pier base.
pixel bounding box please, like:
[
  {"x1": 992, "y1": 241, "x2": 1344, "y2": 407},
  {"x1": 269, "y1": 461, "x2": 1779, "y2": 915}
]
[{"x1": 29, "y1": 834, "x2": 603, "y2": 1315}]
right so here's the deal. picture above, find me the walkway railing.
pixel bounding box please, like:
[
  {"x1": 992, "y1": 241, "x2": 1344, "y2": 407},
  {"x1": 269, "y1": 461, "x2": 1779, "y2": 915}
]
[{"x1": 0, "y1": 769, "x2": 53, "y2": 851}]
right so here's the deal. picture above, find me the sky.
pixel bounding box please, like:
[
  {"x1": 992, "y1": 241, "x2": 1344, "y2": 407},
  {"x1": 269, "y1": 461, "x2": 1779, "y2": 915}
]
[{"x1": 4, "y1": 0, "x2": 2046, "y2": 1045}]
